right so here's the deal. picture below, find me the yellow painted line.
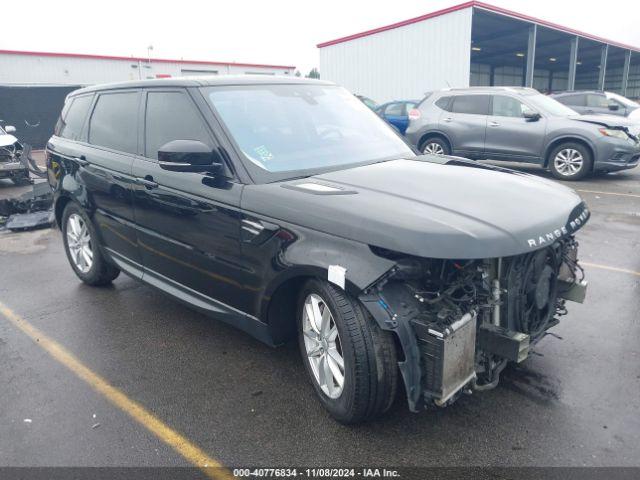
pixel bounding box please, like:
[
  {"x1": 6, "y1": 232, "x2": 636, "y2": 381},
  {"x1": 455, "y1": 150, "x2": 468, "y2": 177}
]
[
  {"x1": 576, "y1": 189, "x2": 640, "y2": 199},
  {"x1": 581, "y1": 262, "x2": 640, "y2": 277},
  {"x1": 0, "y1": 300, "x2": 233, "y2": 480}
]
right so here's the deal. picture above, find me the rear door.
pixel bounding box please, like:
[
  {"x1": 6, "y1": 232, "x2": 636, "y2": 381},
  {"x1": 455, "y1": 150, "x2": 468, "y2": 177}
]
[
  {"x1": 382, "y1": 102, "x2": 409, "y2": 134},
  {"x1": 131, "y1": 87, "x2": 247, "y2": 318},
  {"x1": 77, "y1": 90, "x2": 142, "y2": 274},
  {"x1": 484, "y1": 94, "x2": 546, "y2": 162},
  {"x1": 443, "y1": 94, "x2": 490, "y2": 156}
]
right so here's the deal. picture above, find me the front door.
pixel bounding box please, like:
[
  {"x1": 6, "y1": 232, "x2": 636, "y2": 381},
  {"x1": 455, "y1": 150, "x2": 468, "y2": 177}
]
[
  {"x1": 131, "y1": 88, "x2": 247, "y2": 318},
  {"x1": 484, "y1": 95, "x2": 546, "y2": 162}
]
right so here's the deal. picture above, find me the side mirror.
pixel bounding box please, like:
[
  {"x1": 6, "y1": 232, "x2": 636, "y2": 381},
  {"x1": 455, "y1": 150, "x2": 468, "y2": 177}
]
[
  {"x1": 158, "y1": 140, "x2": 224, "y2": 174},
  {"x1": 523, "y1": 111, "x2": 541, "y2": 122},
  {"x1": 608, "y1": 103, "x2": 620, "y2": 111},
  {"x1": 4, "y1": 125, "x2": 16, "y2": 134}
]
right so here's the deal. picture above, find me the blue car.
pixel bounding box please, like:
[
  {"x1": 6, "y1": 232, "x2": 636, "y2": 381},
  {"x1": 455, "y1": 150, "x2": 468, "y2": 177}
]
[{"x1": 375, "y1": 100, "x2": 419, "y2": 135}]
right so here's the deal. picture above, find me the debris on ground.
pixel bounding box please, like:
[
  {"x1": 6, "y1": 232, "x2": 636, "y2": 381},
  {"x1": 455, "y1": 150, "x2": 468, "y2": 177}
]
[
  {"x1": 0, "y1": 181, "x2": 54, "y2": 232},
  {"x1": 91, "y1": 423, "x2": 101, "y2": 429},
  {"x1": 23, "y1": 419, "x2": 32, "y2": 423}
]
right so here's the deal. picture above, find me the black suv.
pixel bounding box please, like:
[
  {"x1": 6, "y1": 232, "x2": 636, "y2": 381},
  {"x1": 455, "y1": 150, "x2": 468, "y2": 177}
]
[{"x1": 48, "y1": 77, "x2": 589, "y2": 423}]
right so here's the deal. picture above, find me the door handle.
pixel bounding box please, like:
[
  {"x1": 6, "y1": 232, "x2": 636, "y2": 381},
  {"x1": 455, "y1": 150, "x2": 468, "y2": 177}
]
[
  {"x1": 489, "y1": 121, "x2": 500, "y2": 127},
  {"x1": 136, "y1": 176, "x2": 158, "y2": 190}
]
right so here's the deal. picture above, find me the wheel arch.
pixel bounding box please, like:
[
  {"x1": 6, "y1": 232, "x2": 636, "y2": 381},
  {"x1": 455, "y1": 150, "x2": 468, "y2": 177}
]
[
  {"x1": 544, "y1": 136, "x2": 596, "y2": 169},
  {"x1": 417, "y1": 131, "x2": 452, "y2": 153}
]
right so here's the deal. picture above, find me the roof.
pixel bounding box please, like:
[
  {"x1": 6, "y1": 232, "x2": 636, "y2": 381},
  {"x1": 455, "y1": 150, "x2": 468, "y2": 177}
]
[
  {"x1": 69, "y1": 75, "x2": 332, "y2": 96},
  {"x1": 0, "y1": 48, "x2": 295, "y2": 70},
  {"x1": 316, "y1": 1, "x2": 640, "y2": 53}
]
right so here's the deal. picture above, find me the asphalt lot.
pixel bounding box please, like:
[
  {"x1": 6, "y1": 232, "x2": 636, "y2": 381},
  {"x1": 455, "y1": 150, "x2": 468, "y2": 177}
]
[{"x1": 1, "y1": 163, "x2": 639, "y2": 471}]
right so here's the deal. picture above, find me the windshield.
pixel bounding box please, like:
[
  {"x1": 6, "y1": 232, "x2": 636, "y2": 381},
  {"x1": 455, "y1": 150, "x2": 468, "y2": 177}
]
[
  {"x1": 203, "y1": 84, "x2": 413, "y2": 182},
  {"x1": 526, "y1": 94, "x2": 578, "y2": 117},
  {"x1": 606, "y1": 92, "x2": 639, "y2": 108}
]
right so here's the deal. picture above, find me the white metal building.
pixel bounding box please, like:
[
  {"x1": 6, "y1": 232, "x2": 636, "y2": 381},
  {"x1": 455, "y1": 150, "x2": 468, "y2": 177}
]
[
  {"x1": 318, "y1": 1, "x2": 640, "y2": 103},
  {"x1": 0, "y1": 49, "x2": 295, "y2": 86}
]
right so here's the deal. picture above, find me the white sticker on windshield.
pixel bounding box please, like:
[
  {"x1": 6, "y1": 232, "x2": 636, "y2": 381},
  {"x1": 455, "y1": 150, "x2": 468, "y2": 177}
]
[
  {"x1": 254, "y1": 145, "x2": 273, "y2": 162},
  {"x1": 328, "y1": 265, "x2": 347, "y2": 290}
]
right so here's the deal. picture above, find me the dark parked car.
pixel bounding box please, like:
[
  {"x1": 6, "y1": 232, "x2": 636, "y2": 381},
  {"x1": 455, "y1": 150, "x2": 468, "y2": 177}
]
[
  {"x1": 375, "y1": 100, "x2": 418, "y2": 134},
  {"x1": 406, "y1": 87, "x2": 640, "y2": 180},
  {"x1": 551, "y1": 90, "x2": 640, "y2": 119},
  {"x1": 48, "y1": 77, "x2": 588, "y2": 423},
  {"x1": 0, "y1": 124, "x2": 30, "y2": 185}
]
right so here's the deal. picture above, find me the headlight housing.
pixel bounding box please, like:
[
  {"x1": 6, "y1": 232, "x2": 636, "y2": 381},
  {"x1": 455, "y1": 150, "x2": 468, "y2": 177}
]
[{"x1": 599, "y1": 128, "x2": 629, "y2": 140}]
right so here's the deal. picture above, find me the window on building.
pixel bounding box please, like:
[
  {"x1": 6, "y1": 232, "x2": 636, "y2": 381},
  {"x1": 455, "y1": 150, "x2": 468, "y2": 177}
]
[
  {"x1": 57, "y1": 94, "x2": 94, "y2": 140},
  {"x1": 144, "y1": 91, "x2": 212, "y2": 160},
  {"x1": 451, "y1": 95, "x2": 490, "y2": 115},
  {"x1": 89, "y1": 92, "x2": 139, "y2": 154}
]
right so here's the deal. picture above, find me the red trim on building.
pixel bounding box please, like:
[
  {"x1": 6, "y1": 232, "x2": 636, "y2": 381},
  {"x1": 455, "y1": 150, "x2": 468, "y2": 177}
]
[
  {"x1": 316, "y1": 0, "x2": 640, "y2": 52},
  {"x1": 0, "y1": 48, "x2": 295, "y2": 70}
]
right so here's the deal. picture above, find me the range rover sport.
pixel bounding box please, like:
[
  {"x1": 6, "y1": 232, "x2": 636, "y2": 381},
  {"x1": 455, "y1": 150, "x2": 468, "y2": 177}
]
[{"x1": 47, "y1": 76, "x2": 589, "y2": 423}]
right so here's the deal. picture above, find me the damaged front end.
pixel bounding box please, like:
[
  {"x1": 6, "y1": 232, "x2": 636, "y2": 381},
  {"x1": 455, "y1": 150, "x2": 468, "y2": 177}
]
[{"x1": 360, "y1": 237, "x2": 587, "y2": 411}]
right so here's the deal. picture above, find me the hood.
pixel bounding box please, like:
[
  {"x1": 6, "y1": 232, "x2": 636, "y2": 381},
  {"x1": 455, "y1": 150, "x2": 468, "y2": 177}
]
[
  {"x1": 242, "y1": 157, "x2": 589, "y2": 259},
  {"x1": 571, "y1": 114, "x2": 636, "y2": 128},
  {"x1": 0, "y1": 134, "x2": 19, "y2": 148}
]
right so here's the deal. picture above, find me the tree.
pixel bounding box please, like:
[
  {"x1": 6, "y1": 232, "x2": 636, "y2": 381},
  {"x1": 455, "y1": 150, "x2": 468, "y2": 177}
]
[
  {"x1": 294, "y1": 70, "x2": 301, "y2": 77},
  {"x1": 306, "y1": 68, "x2": 320, "y2": 79}
]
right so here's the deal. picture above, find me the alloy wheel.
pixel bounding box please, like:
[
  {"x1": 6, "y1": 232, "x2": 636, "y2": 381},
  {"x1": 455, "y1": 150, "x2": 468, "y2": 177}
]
[
  {"x1": 66, "y1": 213, "x2": 93, "y2": 273},
  {"x1": 553, "y1": 148, "x2": 584, "y2": 176},
  {"x1": 302, "y1": 293, "x2": 345, "y2": 399},
  {"x1": 423, "y1": 142, "x2": 445, "y2": 155}
]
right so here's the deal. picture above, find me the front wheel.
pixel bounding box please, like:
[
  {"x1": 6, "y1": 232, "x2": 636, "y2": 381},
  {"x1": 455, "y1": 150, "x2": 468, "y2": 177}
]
[
  {"x1": 298, "y1": 279, "x2": 398, "y2": 424},
  {"x1": 548, "y1": 142, "x2": 592, "y2": 180},
  {"x1": 61, "y1": 203, "x2": 120, "y2": 286}
]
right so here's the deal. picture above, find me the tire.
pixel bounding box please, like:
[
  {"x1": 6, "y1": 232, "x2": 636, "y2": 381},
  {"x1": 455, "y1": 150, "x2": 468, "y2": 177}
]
[
  {"x1": 421, "y1": 136, "x2": 451, "y2": 156},
  {"x1": 61, "y1": 202, "x2": 120, "y2": 286},
  {"x1": 548, "y1": 142, "x2": 593, "y2": 181},
  {"x1": 297, "y1": 279, "x2": 398, "y2": 424}
]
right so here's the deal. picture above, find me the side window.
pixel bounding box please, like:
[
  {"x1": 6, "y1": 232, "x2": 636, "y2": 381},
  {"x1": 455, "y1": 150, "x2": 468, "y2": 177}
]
[
  {"x1": 57, "y1": 95, "x2": 93, "y2": 140},
  {"x1": 586, "y1": 94, "x2": 609, "y2": 108},
  {"x1": 492, "y1": 95, "x2": 529, "y2": 118},
  {"x1": 384, "y1": 103, "x2": 405, "y2": 116},
  {"x1": 145, "y1": 91, "x2": 212, "y2": 160},
  {"x1": 435, "y1": 96, "x2": 452, "y2": 111},
  {"x1": 557, "y1": 94, "x2": 585, "y2": 107},
  {"x1": 89, "y1": 92, "x2": 139, "y2": 154},
  {"x1": 451, "y1": 95, "x2": 490, "y2": 115}
]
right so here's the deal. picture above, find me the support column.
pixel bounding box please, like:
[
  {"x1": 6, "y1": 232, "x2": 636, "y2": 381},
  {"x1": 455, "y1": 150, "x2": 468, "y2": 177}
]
[
  {"x1": 622, "y1": 50, "x2": 631, "y2": 96},
  {"x1": 598, "y1": 44, "x2": 609, "y2": 90},
  {"x1": 568, "y1": 36, "x2": 579, "y2": 90},
  {"x1": 525, "y1": 24, "x2": 537, "y2": 87}
]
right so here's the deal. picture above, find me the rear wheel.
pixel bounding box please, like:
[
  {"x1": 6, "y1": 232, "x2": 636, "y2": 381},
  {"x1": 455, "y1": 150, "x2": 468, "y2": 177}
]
[
  {"x1": 62, "y1": 203, "x2": 120, "y2": 286},
  {"x1": 421, "y1": 136, "x2": 451, "y2": 156},
  {"x1": 548, "y1": 142, "x2": 592, "y2": 181},
  {"x1": 298, "y1": 279, "x2": 398, "y2": 424}
]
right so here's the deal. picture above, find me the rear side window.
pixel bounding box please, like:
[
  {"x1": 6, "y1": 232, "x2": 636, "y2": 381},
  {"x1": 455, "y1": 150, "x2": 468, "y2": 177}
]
[
  {"x1": 57, "y1": 94, "x2": 93, "y2": 140},
  {"x1": 144, "y1": 91, "x2": 212, "y2": 160},
  {"x1": 89, "y1": 92, "x2": 139, "y2": 154},
  {"x1": 451, "y1": 95, "x2": 490, "y2": 115},
  {"x1": 435, "y1": 96, "x2": 452, "y2": 111}
]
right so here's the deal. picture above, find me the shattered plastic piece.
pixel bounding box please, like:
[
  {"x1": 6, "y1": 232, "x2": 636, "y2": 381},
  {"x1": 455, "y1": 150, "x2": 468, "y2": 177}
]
[
  {"x1": 23, "y1": 419, "x2": 32, "y2": 423},
  {"x1": 0, "y1": 182, "x2": 53, "y2": 217},
  {"x1": 6, "y1": 209, "x2": 54, "y2": 231},
  {"x1": 91, "y1": 423, "x2": 101, "y2": 429},
  {"x1": 328, "y1": 265, "x2": 347, "y2": 290}
]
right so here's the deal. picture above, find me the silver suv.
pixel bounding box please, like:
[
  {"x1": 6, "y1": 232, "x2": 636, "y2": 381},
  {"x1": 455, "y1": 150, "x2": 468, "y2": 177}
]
[{"x1": 405, "y1": 87, "x2": 640, "y2": 180}]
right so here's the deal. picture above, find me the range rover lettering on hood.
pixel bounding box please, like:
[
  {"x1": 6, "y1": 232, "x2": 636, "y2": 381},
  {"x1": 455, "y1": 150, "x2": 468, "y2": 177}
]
[{"x1": 527, "y1": 206, "x2": 590, "y2": 248}]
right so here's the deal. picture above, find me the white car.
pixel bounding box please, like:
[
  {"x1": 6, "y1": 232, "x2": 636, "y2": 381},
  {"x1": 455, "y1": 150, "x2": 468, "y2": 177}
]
[{"x1": 0, "y1": 124, "x2": 30, "y2": 185}]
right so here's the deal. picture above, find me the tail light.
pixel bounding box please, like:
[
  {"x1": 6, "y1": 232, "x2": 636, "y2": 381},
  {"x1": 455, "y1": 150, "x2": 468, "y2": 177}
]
[{"x1": 408, "y1": 108, "x2": 421, "y2": 121}]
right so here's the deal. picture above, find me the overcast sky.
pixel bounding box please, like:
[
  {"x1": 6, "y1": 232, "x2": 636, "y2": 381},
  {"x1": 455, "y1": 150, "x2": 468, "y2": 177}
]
[{"x1": 3, "y1": 0, "x2": 640, "y2": 74}]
